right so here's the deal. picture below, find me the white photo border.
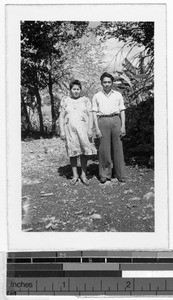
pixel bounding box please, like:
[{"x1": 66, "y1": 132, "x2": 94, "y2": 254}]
[{"x1": 6, "y1": 3, "x2": 168, "y2": 251}]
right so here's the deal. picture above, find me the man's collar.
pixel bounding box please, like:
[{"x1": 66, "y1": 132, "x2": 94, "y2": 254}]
[{"x1": 102, "y1": 89, "x2": 114, "y2": 96}]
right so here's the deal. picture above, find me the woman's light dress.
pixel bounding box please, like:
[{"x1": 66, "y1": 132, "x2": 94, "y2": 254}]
[{"x1": 60, "y1": 96, "x2": 97, "y2": 157}]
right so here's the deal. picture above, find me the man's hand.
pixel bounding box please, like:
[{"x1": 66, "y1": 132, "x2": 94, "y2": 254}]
[
  {"x1": 120, "y1": 126, "x2": 126, "y2": 138},
  {"x1": 96, "y1": 128, "x2": 102, "y2": 138}
]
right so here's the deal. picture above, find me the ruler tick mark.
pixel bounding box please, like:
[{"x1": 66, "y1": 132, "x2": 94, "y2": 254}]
[
  {"x1": 68, "y1": 278, "x2": 70, "y2": 291},
  {"x1": 133, "y1": 278, "x2": 135, "y2": 291}
]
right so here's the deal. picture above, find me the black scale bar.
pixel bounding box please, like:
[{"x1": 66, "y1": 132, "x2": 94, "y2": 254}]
[
  {"x1": 33, "y1": 258, "x2": 81, "y2": 263},
  {"x1": 107, "y1": 258, "x2": 131, "y2": 263},
  {"x1": 7, "y1": 270, "x2": 122, "y2": 277},
  {"x1": 7, "y1": 258, "x2": 31, "y2": 263},
  {"x1": 7, "y1": 264, "x2": 63, "y2": 271},
  {"x1": 158, "y1": 258, "x2": 173, "y2": 263},
  {"x1": 132, "y1": 258, "x2": 158, "y2": 263},
  {"x1": 82, "y1": 258, "x2": 105, "y2": 263}
]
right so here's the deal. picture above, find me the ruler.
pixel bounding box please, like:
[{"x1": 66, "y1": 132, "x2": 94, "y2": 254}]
[{"x1": 6, "y1": 251, "x2": 173, "y2": 296}]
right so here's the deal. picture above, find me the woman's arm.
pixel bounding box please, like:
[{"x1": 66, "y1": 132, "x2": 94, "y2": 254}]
[
  {"x1": 87, "y1": 111, "x2": 94, "y2": 138},
  {"x1": 59, "y1": 111, "x2": 66, "y2": 140}
]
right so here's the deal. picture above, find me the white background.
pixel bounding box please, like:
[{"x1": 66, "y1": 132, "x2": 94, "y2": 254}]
[
  {"x1": 0, "y1": 0, "x2": 172, "y2": 252},
  {"x1": 0, "y1": 1, "x2": 173, "y2": 300}
]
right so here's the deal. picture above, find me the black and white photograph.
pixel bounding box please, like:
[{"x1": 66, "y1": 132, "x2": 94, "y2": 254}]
[
  {"x1": 21, "y1": 20, "x2": 155, "y2": 233},
  {"x1": 1, "y1": 1, "x2": 173, "y2": 298},
  {"x1": 6, "y1": 3, "x2": 168, "y2": 250}
]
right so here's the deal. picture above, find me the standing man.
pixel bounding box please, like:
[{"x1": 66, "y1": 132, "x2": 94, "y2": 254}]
[{"x1": 92, "y1": 72, "x2": 126, "y2": 183}]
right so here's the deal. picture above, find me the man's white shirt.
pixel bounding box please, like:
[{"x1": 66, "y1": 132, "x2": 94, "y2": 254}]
[{"x1": 92, "y1": 89, "x2": 126, "y2": 115}]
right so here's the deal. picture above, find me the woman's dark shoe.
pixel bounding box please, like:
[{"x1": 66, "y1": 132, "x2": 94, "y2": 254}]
[{"x1": 70, "y1": 177, "x2": 79, "y2": 185}]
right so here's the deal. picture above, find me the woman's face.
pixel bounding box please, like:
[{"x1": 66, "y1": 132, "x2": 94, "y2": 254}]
[{"x1": 70, "y1": 85, "x2": 81, "y2": 99}]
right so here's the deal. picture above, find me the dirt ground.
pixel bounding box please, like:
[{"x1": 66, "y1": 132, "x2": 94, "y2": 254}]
[{"x1": 22, "y1": 137, "x2": 154, "y2": 232}]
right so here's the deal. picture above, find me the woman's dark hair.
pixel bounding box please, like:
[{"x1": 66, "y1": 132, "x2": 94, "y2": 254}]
[
  {"x1": 69, "y1": 79, "x2": 82, "y2": 90},
  {"x1": 100, "y1": 72, "x2": 114, "y2": 83}
]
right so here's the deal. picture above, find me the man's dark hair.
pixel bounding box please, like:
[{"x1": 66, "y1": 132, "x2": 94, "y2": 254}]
[
  {"x1": 100, "y1": 72, "x2": 114, "y2": 83},
  {"x1": 69, "y1": 79, "x2": 82, "y2": 90}
]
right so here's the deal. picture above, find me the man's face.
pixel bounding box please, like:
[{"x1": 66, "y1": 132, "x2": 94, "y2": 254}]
[{"x1": 101, "y1": 77, "x2": 113, "y2": 92}]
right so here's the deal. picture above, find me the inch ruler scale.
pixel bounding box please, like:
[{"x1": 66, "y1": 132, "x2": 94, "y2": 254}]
[{"x1": 6, "y1": 251, "x2": 173, "y2": 296}]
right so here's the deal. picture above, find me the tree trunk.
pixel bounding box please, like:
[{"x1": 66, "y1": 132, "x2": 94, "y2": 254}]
[
  {"x1": 48, "y1": 71, "x2": 56, "y2": 132},
  {"x1": 34, "y1": 84, "x2": 44, "y2": 135},
  {"x1": 21, "y1": 95, "x2": 32, "y2": 131}
]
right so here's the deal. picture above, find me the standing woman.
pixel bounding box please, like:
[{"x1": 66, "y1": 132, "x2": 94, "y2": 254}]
[{"x1": 59, "y1": 80, "x2": 97, "y2": 185}]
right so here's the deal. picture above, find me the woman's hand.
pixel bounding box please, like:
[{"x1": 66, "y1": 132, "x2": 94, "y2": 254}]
[
  {"x1": 60, "y1": 133, "x2": 66, "y2": 140},
  {"x1": 87, "y1": 129, "x2": 93, "y2": 139},
  {"x1": 96, "y1": 128, "x2": 102, "y2": 138}
]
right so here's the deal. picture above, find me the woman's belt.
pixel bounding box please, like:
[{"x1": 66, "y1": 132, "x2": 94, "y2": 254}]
[{"x1": 98, "y1": 112, "x2": 119, "y2": 118}]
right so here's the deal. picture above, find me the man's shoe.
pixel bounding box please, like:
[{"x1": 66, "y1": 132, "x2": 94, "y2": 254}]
[
  {"x1": 118, "y1": 178, "x2": 126, "y2": 183},
  {"x1": 100, "y1": 177, "x2": 107, "y2": 184}
]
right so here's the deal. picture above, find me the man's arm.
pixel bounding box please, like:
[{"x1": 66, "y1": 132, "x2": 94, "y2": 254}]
[
  {"x1": 120, "y1": 110, "x2": 126, "y2": 137},
  {"x1": 93, "y1": 112, "x2": 102, "y2": 138}
]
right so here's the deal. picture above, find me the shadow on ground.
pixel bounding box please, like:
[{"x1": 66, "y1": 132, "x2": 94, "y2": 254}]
[{"x1": 58, "y1": 162, "x2": 99, "y2": 180}]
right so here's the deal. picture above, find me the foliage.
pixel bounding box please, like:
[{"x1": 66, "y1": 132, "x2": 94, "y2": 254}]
[
  {"x1": 113, "y1": 57, "x2": 154, "y2": 105},
  {"x1": 96, "y1": 21, "x2": 154, "y2": 57},
  {"x1": 123, "y1": 95, "x2": 154, "y2": 165},
  {"x1": 95, "y1": 22, "x2": 154, "y2": 105}
]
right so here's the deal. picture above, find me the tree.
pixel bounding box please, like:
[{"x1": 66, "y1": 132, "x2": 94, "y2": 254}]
[
  {"x1": 21, "y1": 86, "x2": 32, "y2": 132},
  {"x1": 61, "y1": 29, "x2": 105, "y2": 98},
  {"x1": 21, "y1": 21, "x2": 89, "y2": 134}
]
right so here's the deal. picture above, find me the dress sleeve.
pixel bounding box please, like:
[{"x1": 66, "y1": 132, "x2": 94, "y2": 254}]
[
  {"x1": 91, "y1": 94, "x2": 98, "y2": 112},
  {"x1": 119, "y1": 93, "x2": 126, "y2": 111},
  {"x1": 59, "y1": 98, "x2": 66, "y2": 112}
]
